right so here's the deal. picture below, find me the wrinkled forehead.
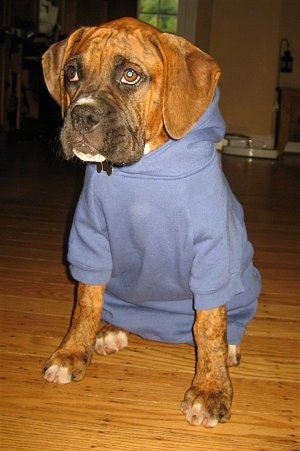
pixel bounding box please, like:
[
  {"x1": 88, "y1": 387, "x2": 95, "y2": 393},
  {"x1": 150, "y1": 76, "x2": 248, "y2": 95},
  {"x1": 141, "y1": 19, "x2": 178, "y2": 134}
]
[{"x1": 68, "y1": 26, "x2": 162, "y2": 68}]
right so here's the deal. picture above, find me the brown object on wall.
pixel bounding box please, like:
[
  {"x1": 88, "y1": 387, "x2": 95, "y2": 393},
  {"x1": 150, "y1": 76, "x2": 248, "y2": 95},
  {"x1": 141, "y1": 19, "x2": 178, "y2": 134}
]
[{"x1": 277, "y1": 88, "x2": 300, "y2": 152}]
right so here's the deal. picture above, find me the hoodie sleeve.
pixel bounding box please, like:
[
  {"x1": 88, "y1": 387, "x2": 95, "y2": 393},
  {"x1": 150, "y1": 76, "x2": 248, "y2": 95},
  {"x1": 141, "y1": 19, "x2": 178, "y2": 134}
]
[
  {"x1": 189, "y1": 153, "x2": 248, "y2": 311},
  {"x1": 67, "y1": 165, "x2": 113, "y2": 285}
]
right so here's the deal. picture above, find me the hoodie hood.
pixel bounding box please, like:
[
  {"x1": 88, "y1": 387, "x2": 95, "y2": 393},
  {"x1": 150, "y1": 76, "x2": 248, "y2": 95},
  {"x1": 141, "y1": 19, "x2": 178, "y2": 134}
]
[{"x1": 112, "y1": 87, "x2": 226, "y2": 179}]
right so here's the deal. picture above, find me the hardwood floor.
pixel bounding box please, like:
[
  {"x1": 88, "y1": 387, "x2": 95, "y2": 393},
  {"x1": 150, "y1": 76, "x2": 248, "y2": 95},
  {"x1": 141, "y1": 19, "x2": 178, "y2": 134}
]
[{"x1": 1, "y1": 141, "x2": 299, "y2": 450}]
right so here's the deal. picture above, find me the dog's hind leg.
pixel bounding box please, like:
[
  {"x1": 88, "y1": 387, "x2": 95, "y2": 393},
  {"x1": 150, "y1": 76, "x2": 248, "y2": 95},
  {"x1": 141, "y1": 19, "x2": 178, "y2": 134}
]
[{"x1": 95, "y1": 324, "x2": 129, "y2": 356}]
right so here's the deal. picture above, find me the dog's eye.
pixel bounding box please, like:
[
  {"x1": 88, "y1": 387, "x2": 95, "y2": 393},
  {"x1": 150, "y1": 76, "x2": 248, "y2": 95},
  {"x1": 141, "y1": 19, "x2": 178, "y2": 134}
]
[
  {"x1": 120, "y1": 69, "x2": 141, "y2": 85},
  {"x1": 65, "y1": 65, "x2": 79, "y2": 83}
]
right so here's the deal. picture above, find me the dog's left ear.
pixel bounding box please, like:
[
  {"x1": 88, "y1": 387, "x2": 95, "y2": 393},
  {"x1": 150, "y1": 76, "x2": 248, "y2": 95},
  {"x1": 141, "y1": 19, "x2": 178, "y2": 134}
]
[{"x1": 154, "y1": 33, "x2": 221, "y2": 139}]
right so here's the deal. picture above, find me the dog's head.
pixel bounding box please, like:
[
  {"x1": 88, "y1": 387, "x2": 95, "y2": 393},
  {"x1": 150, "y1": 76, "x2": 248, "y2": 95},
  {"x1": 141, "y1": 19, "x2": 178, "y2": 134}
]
[{"x1": 42, "y1": 17, "x2": 220, "y2": 166}]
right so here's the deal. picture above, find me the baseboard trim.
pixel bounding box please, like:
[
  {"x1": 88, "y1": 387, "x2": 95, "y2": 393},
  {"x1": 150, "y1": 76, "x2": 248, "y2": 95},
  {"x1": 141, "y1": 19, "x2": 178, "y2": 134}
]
[{"x1": 222, "y1": 146, "x2": 279, "y2": 159}]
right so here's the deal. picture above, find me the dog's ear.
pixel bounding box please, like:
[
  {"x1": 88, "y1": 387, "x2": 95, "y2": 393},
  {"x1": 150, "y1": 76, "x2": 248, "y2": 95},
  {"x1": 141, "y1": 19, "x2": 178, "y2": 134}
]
[
  {"x1": 42, "y1": 28, "x2": 87, "y2": 115},
  {"x1": 154, "y1": 33, "x2": 221, "y2": 139}
]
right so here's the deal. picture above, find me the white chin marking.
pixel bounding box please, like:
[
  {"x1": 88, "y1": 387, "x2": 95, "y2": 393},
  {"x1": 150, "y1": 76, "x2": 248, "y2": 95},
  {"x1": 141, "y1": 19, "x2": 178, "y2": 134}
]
[
  {"x1": 73, "y1": 150, "x2": 106, "y2": 163},
  {"x1": 144, "y1": 143, "x2": 151, "y2": 155}
]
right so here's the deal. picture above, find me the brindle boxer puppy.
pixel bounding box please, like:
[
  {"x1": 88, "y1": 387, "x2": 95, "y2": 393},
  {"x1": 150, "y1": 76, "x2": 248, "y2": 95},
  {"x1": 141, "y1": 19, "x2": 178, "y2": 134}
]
[{"x1": 42, "y1": 17, "x2": 260, "y2": 427}]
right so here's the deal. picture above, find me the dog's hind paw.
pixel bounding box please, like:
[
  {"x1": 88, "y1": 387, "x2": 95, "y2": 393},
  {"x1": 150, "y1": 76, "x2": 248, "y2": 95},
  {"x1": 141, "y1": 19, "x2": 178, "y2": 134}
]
[
  {"x1": 227, "y1": 344, "x2": 241, "y2": 367},
  {"x1": 95, "y1": 324, "x2": 128, "y2": 356}
]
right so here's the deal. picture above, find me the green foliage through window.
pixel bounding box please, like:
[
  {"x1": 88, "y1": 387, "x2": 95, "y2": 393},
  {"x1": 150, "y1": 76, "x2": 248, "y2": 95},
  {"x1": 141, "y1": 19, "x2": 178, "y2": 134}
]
[{"x1": 138, "y1": 0, "x2": 178, "y2": 33}]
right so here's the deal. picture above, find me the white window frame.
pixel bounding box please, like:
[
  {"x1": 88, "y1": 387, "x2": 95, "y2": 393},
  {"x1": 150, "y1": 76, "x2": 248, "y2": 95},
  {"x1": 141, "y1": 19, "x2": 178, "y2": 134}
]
[
  {"x1": 137, "y1": 0, "x2": 198, "y2": 43},
  {"x1": 177, "y1": 0, "x2": 198, "y2": 43}
]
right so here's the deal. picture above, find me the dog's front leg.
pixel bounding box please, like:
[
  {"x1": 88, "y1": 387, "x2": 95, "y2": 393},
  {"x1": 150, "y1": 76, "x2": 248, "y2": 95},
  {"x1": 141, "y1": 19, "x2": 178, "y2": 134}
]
[
  {"x1": 43, "y1": 283, "x2": 105, "y2": 384},
  {"x1": 181, "y1": 305, "x2": 233, "y2": 427}
]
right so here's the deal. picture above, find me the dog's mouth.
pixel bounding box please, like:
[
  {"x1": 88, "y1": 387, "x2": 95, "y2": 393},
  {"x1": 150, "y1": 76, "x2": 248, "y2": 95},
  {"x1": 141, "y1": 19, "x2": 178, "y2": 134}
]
[
  {"x1": 72, "y1": 139, "x2": 123, "y2": 176},
  {"x1": 72, "y1": 137, "x2": 141, "y2": 166},
  {"x1": 70, "y1": 134, "x2": 142, "y2": 176},
  {"x1": 72, "y1": 137, "x2": 107, "y2": 163}
]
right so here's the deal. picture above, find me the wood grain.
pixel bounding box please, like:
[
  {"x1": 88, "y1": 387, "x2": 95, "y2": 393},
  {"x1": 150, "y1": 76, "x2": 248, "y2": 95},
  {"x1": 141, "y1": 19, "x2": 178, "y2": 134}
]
[{"x1": 1, "y1": 145, "x2": 299, "y2": 450}]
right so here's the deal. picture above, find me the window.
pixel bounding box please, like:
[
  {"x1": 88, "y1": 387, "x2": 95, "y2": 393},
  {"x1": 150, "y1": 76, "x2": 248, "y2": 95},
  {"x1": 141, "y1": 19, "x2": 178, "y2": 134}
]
[{"x1": 138, "y1": 0, "x2": 179, "y2": 33}]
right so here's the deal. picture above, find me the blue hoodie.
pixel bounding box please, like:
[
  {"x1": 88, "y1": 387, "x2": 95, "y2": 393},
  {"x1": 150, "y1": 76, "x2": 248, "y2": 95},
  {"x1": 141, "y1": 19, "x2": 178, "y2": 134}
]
[{"x1": 68, "y1": 90, "x2": 261, "y2": 345}]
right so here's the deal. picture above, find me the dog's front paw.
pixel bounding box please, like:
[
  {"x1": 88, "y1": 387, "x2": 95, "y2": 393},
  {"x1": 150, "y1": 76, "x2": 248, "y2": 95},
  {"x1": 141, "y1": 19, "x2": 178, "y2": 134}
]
[
  {"x1": 42, "y1": 347, "x2": 92, "y2": 384},
  {"x1": 180, "y1": 384, "x2": 232, "y2": 427}
]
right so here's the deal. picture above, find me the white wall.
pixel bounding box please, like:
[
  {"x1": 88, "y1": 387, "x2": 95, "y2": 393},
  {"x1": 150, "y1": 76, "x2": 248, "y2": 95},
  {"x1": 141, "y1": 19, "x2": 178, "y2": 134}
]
[{"x1": 193, "y1": 0, "x2": 300, "y2": 146}]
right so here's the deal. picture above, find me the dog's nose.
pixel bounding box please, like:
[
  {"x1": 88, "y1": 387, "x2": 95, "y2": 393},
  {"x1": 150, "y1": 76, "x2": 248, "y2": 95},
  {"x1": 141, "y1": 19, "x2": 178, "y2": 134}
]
[{"x1": 71, "y1": 105, "x2": 99, "y2": 132}]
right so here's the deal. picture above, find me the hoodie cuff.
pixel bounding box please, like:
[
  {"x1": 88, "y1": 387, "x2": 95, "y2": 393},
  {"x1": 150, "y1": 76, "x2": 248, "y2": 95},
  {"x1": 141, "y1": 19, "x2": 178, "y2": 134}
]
[{"x1": 69, "y1": 265, "x2": 112, "y2": 285}]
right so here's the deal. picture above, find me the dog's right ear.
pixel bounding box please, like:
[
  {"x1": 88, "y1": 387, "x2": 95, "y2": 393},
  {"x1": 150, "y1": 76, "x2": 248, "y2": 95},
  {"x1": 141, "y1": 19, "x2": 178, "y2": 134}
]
[
  {"x1": 42, "y1": 38, "x2": 68, "y2": 107},
  {"x1": 42, "y1": 28, "x2": 86, "y2": 115}
]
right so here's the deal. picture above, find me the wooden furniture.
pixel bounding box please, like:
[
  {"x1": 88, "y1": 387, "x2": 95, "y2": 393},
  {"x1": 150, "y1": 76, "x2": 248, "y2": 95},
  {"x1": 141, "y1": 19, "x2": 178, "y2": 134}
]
[
  {"x1": 277, "y1": 87, "x2": 300, "y2": 152},
  {"x1": 0, "y1": 0, "x2": 138, "y2": 134}
]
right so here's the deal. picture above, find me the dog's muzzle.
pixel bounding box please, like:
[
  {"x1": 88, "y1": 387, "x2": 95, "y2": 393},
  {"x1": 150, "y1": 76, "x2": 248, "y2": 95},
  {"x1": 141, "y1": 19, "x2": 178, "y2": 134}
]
[
  {"x1": 69, "y1": 104, "x2": 106, "y2": 163},
  {"x1": 60, "y1": 97, "x2": 145, "y2": 167}
]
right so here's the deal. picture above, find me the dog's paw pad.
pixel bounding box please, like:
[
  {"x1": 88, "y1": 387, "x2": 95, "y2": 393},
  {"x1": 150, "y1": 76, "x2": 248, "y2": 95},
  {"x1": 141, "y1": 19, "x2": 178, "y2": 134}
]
[
  {"x1": 43, "y1": 365, "x2": 72, "y2": 384},
  {"x1": 95, "y1": 329, "x2": 128, "y2": 355}
]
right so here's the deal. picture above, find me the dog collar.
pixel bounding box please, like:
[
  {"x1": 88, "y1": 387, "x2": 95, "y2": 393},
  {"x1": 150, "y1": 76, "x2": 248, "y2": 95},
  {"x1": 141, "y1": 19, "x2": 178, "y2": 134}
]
[{"x1": 96, "y1": 161, "x2": 113, "y2": 176}]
